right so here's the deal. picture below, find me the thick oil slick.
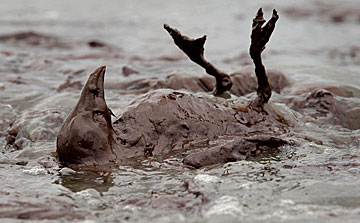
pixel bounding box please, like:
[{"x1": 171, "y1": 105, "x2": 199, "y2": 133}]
[{"x1": 1, "y1": 0, "x2": 360, "y2": 222}]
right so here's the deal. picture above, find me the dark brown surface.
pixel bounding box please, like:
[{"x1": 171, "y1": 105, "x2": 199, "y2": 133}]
[
  {"x1": 0, "y1": 31, "x2": 69, "y2": 48},
  {"x1": 56, "y1": 66, "x2": 117, "y2": 166},
  {"x1": 164, "y1": 24, "x2": 233, "y2": 96},
  {"x1": 250, "y1": 8, "x2": 279, "y2": 107},
  {"x1": 56, "y1": 9, "x2": 288, "y2": 168},
  {"x1": 56, "y1": 69, "x2": 290, "y2": 168},
  {"x1": 57, "y1": 9, "x2": 360, "y2": 168}
]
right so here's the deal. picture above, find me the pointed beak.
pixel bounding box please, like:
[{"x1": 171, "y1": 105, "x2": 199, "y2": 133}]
[
  {"x1": 73, "y1": 66, "x2": 108, "y2": 113},
  {"x1": 85, "y1": 65, "x2": 106, "y2": 98}
]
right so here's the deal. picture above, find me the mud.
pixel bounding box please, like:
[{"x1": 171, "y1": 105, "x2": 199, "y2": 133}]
[
  {"x1": 122, "y1": 66, "x2": 139, "y2": 77},
  {"x1": 56, "y1": 10, "x2": 287, "y2": 168},
  {"x1": 1, "y1": 0, "x2": 360, "y2": 222},
  {"x1": 288, "y1": 89, "x2": 360, "y2": 130},
  {"x1": 0, "y1": 202, "x2": 87, "y2": 221},
  {"x1": 283, "y1": 2, "x2": 360, "y2": 24},
  {"x1": 113, "y1": 69, "x2": 293, "y2": 96},
  {"x1": 0, "y1": 31, "x2": 69, "y2": 49}
]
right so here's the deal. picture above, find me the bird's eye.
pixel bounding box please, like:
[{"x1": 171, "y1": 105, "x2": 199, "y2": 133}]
[
  {"x1": 93, "y1": 110, "x2": 107, "y2": 124},
  {"x1": 89, "y1": 88, "x2": 100, "y2": 96},
  {"x1": 93, "y1": 110, "x2": 104, "y2": 115}
]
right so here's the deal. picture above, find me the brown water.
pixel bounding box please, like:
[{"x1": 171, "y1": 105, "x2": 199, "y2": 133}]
[{"x1": 1, "y1": 0, "x2": 360, "y2": 222}]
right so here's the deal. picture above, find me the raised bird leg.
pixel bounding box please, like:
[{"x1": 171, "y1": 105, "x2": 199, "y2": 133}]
[
  {"x1": 164, "y1": 24, "x2": 232, "y2": 96},
  {"x1": 250, "y1": 8, "x2": 279, "y2": 107}
]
